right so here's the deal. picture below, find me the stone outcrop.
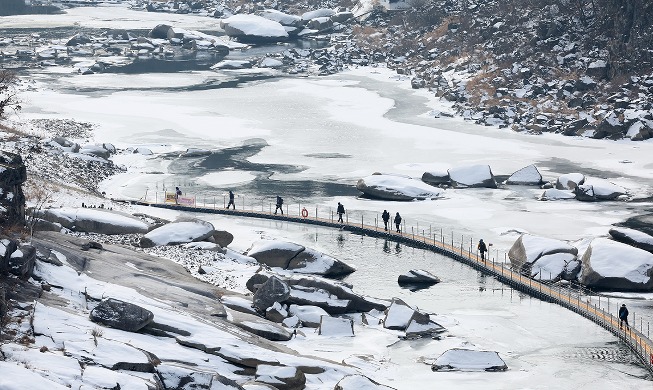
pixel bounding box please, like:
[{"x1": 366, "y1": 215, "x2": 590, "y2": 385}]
[
  {"x1": 89, "y1": 298, "x2": 154, "y2": 332},
  {"x1": 580, "y1": 238, "x2": 653, "y2": 291},
  {"x1": 0, "y1": 151, "x2": 27, "y2": 226},
  {"x1": 508, "y1": 234, "x2": 578, "y2": 272},
  {"x1": 609, "y1": 227, "x2": 653, "y2": 254}
]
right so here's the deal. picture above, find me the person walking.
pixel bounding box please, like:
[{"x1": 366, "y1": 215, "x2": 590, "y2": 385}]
[
  {"x1": 619, "y1": 304, "x2": 630, "y2": 329},
  {"x1": 382, "y1": 210, "x2": 390, "y2": 231},
  {"x1": 175, "y1": 186, "x2": 182, "y2": 205},
  {"x1": 477, "y1": 239, "x2": 488, "y2": 261},
  {"x1": 227, "y1": 190, "x2": 235, "y2": 209},
  {"x1": 274, "y1": 195, "x2": 284, "y2": 215},
  {"x1": 337, "y1": 202, "x2": 345, "y2": 223},
  {"x1": 394, "y1": 212, "x2": 402, "y2": 233}
]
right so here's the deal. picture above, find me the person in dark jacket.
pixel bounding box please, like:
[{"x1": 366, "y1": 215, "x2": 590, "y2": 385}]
[
  {"x1": 394, "y1": 212, "x2": 402, "y2": 233},
  {"x1": 175, "y1": 187, "x2": 182, "y2": 205},
  {"x1": 478, "y1": 239, "x2": 488, "y2": 260},
  {"x1": 337, "y1": 202, "x2": 345, "y2": 223},
  {"x1": 274, "y1": 195, "x2": 284, "y2": 215},
  {"x1": 382, "y1": 210, "x2": 390, "y2": 231},
  {"x1": 619, "y1": 304, "x2": 629, "y2": 329},
  {"x1": 227, "y1": 190, "x2": 235, "y2": 209}
]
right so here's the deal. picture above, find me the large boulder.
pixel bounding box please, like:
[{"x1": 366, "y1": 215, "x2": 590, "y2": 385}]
[
  {"x1": 39, "y1": 207, "x2": 150, "y2": 235},
  {"x1": 356, "y1": 174, "x2": 443, "y2": 201},
  {"x1": 508, "y1": 234, "x2": 578, "y2": 272},
  {"x1": 287, "y1": 247, "x2": 356, "y2": 277},
  {"x1": 421, "y1": 170, "x2": 451, "y2": 186},
  {"x1": 140, "y1": 218, "x2": 215, "y2": 248},
  {"x1": 259, "y1": 9, "x2": 303, "y2": 27},
  {"x1": 245, "y1": 239, "x2": 305, "y2": 269},
  {"x1": 431, "y1": 349, "x2": 507, "y2": 372},
  {"x1": 253, "y1": 276, "x2": 291, "y2": 312},
  {"x1": 574, "y1": 180, "x2": 626, "y2": 201},
  {"x1": 89, "y1": 298, "x2": 154, "y2": 332},
  {"x1": 149, "y1": 24, "x2": 174, "y2": 39},
  {"x1": 555, "y1": 173, "x2": 585, "y2": 190},
  {"x1": 580, "y1": 238, "x2": 653, "y2": 291},
  {"x1": 383, "y1": 298, "x2": 428, "y2": 331},
  {"x1": 397, "y1": 269, "x2": 440, "y2": 285},
  {"x1": 334, "y1": 375, "x2": 397, "y2": 390},
  {"x1": 246, "y1": 240, "x2": 355, "y2": 276},
  {"x1": 505, "y1": 164, "x2": 543, "y2": 185},
  {"x1": 212, "y1": 230, "x2": 234, "y2": 247},
  {"x1": 255, "y1": 365, "x2": 306, "y2": 390},
  {"x1": 285, "y1": 275, "x2": 387, "y2": 314},
  {"x1": 288, "y1": 304, "x2": 329, "y2": 328},
  {"x1": 8, "y1": 244, "x2": 36, "y2": 279},
  {"x1": 529, "y1": 252, "x2": 580, "y2": 281},
  {"x1": 220, "y1": 14, "x2": 289, "y2": 43},
  {"x1": 609, "y1": 227, "x2": 653, "y2": 253},
  {"x1": 448, "y1": 165, "x2": 497, "y2": 188}
]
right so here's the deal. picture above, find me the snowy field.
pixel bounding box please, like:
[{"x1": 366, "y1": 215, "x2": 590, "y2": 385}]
[{"x1": 4, "y1": 4, "x2": 653, "y2": 389}]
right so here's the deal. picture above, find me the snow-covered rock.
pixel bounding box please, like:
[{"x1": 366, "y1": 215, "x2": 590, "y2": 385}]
[
  {"x1": 301, "y1": 9, "x2": 336, "y2": 21},
  {"x1": 530, "y1": 252, "x2": 580, "y2": 281},
  {"x1": 40, "y1": 207, "x2": 150, "y2": 235},
  {"x1": 157, "y1": 364, "x2": 244, "y2": 390},
  {"x1": 334, "y1": 374, "x2": 397, "y2": 390},
  {"x1": 288, "y1": 304, "x2": 329, "y2": 328},
  {"x1": 220, "y1": 14, "x2": 289, "y2": 43},
  {"x1": 8, "y1": 244, "x2": 36, "y2": 279},
  {"x1": 89, "y1": 298, "x2": 154, "y2": 332},
  {"x1": 255, "y1": 365, "x2": 306, "y2": 390},
  {"x1": 259, "y1": 9, "x2": 302, "y2": 27},
  {"x1": 580, "y1": 238, "x2": 653, "y2": 291},
  {"x1": 431, "y1": 349, "x2": 507, "y2": 371},
  {"x1": 555, "y1": 173, "x2": 585, "y2": 190},
  {"x1": 229, "y1": 309, "x2": 292, "y2": 341},
  {"x1": 421, "y1": 170, "x2": 451, "y2": 186},
  {"x1": 253, "y1": 276, "x2": 290, "y2": 312},
  {"x1": 505, "y1": 164, "x2": 543, "y2": 185},
  {"x1": 221, "y1": 296, "x2": 258, "y2": 316},
  {"x1": 609, "y1": 227, "x2": 653, "y2": 253},
  {"x1": 211, "y1": 60, "x2": 253, "y2": 70},
  {"x1": 265, "y1": 301, "x2": 288, "y2": 323},
  {"x1": 246, "y1": 239, "x2": 355, "y2": 276},
  {"x1": 539, "y1": 188, "x2": 576, "y2": 200},
  {"x1": 259, "y1": 57, "x2": 284, "y2": 68},
  {"x1": 356, "y1": 174, "x2": 443, "y2": 201},
  {"x1": 448, "y1": 164, "x2": 497, "y2": 188},
  {"x1": 574, "y1": 179, "x2": 626, "y2": 201},
  {"x1": 140, "y1": 218, "x2": 214, "y2": 248},
  {"x1": 383, "y1": 298, "x2": 429, "y2": 331},
  {"x1": 508, "y1": 234, "x2": 578, "y2": 271},
  {"x1": 397, "y1": 269, "x2": 440, "y2": 285},
  {"x1": 318, "y1": 316, "x2": 354, "y2": 336}
]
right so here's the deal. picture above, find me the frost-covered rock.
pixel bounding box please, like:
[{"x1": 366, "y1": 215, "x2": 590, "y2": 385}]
[
  {"x1": 229, "y1": 309, "x2": 292, "y2": 341},
  {"x1": 580, "y1": 238, "x2": 653, "y2": 291},
  {"x1": 246, "y1": 239, "x2": 355, "y2": 276},
  {"x1": 448, "y1": 165, "x2": 497, "y2": 188},
  {"x1": 89, "y1": 298, "x2": 154, "y2": 332},
  {"x1": 508, "y1": 234, "x2": 578, "y2": 271},
  {"x1": 530, "y1": 252, "x2": 580, "y2": 281},
  {"x1": 157, "y1": 364, "x2": 245, "y2": 390},
  {"x1": 609, "y1": 227, "x2": 653, "y2": 253},
  {"x1": 383, "y1": 298, "x2": 429, "y2": 331},
  {"x1": 288, "y1": 304, "x2": 329, "y2": 328},
  {"x1": 285, "y1": 275, "x2": 387, "y2": 314},
  {"x1": 318, "y1": 316, "x2": 354, "y2": 336},
  {"x1": 255, "y1": 365, "x2": 306, "y2": 390},
  {"x1": 431, "y1": 349, "x2": 507, "y2": 372},
  {"x1": 220, "y1": 14, "x2": 289, "y2": 43},
  {"x1": 253, "y1": 276, "x2": 291, "y2": 312},
  {"x1": 421, "y1": 170, "x2": 451, "y2": 186},
  {"x1": 539, "y1": 188, "x2": 576, "y2": 200},
  {"x1": 259, "y1": 9, "x2": 303, "y2": 27},
  {"x1": 555, "y1": 173, "x2": 585, "y2": 190},
  {"x1": 505, "y1": 164, "x2": 543, "y2": 185},
  {"x1": 356, "y1": 174, "x2": 443, "y2": 201},
  {"x1": 574, "y1": 179, "x2": 626, "y2": 201},
  {"x1": 140, "y1": 218, "x2": 215, "y2": 248},
  {"x1": 397, "y1": 269, "x2": 440, "y2": 285},
  {"x1": 40, "y1": 207, "x2": 150, "y2": 235},
  {"x1": 334, "y1": 374, "x2": 397, "y2": 390}
]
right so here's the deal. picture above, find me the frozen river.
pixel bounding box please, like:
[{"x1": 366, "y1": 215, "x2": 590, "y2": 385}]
[{"x1": 5, "y1": 4, "x2": 653, "y2": 388}]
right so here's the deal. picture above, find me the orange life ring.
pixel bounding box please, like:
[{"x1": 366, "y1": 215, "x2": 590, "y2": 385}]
[{"x1": 301, "y1": 207, "x2": 308, "y2": 218}]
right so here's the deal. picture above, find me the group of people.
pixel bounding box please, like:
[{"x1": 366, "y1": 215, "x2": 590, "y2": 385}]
[{"x1": 380, "y1": 209, "x2": 403, "y2": 232}]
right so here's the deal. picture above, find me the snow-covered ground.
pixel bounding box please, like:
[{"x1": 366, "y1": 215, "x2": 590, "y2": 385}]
[{"x1": 3, "y1": 4, "x2": 653, "y2": 389}]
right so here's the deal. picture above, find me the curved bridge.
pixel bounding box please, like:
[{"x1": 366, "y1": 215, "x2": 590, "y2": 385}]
[{"x1": 130, "y1": 198, "x2": 653, "y2": 374}]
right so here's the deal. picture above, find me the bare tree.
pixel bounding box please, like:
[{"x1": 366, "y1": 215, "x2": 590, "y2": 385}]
[{"x1": 0, "y1": 70, "x2": 21, "y2": 120}]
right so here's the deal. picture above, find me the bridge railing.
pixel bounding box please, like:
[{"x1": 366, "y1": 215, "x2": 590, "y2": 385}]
[{"x1": 135, "y1": 191, "x2": 653, "y2": 373}]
